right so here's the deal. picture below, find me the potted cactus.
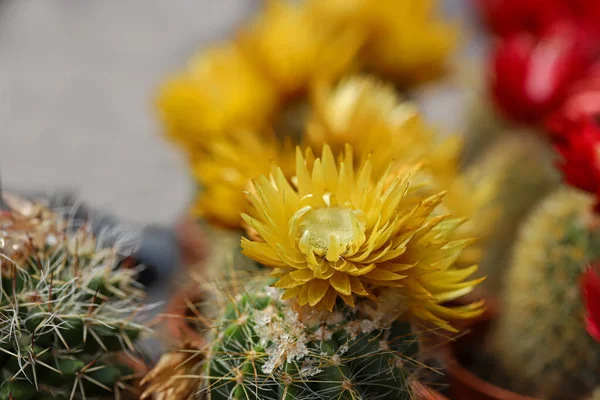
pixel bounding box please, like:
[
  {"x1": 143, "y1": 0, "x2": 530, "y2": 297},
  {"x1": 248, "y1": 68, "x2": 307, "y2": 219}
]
[
  {"x1": 446, "y1": 64, "x2": 600, "y2": 399},
  {"x1": 157, "y1": 76, "x2": 506, "y2": 394},
  {"x1": 149, "y1": 2, "x2": 507, "y2": 396},
  {"x1": 145, "y1": 275, "x2": 446, "y2": 400},
  {"x1": 142, "y1": 143, "x2": 486, "y2": 399},
  {"x1": 447, "y1": 187, "x2": 600, "y2": 399},
  {"x1": 0, "y1": 194, "x2": 151, "y2": 399}
]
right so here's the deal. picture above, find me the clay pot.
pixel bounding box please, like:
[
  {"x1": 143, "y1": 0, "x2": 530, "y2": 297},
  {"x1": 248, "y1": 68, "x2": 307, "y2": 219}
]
[
  {"x1": 174, "y1": 215, "x2": 207, "y2": 269},
  {"x1": 444, "y1": 298, "x2": 538, "y2": 400},
  {"x1": 411, "y1": 380, "x2": 450, "y2": 400},
  {"x1": 163, "y1": 286, "x2": 208, "y2": 348}
]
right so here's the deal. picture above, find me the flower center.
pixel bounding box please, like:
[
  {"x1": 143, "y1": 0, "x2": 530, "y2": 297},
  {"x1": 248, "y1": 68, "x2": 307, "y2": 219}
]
[{"x1": 297, "y1": 207, "x2": 360, "y2": 258}]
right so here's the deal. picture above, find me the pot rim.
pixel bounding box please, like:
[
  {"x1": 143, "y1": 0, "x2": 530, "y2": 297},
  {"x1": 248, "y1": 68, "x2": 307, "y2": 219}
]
[
  {"x1": 444, "y1": 299, "x2": 538, "y2": 400},
  {"x1": 174, "y1": 214, "x2": 207, "y2": 269},
  {"x1": 163, "y1": 285, "x2": 208, "y2": 347},
  {"x1": 410, "y1": 380, "x2": 451, "y2": 400}
]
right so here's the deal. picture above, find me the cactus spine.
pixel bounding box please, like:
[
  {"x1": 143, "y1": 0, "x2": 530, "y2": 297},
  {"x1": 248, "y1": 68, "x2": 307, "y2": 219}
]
[
  {"x1": 489, "y1": 188, "x2": 600, "y2": 399},
  {"x1": 0, "y1": 198, "x2": 149, "y2": 399}
]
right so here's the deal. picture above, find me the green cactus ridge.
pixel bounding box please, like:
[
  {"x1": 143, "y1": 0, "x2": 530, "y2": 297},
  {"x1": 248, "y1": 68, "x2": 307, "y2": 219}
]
[
  {"x1": 0, "y1": 201, "x2": 148, "y2": 399},
  {"x1": 463, "y1": 133, "x2": 560, "y2": 293},
  {"x1": 489, "y1": 188, "x2": 600, "y2": 399},
  {"x1": 195, "y1": 279, "x2": 421, "y2": 400}
]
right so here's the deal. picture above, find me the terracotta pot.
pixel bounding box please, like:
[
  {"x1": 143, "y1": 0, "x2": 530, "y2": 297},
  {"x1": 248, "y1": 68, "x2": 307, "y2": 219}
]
[
  {"x1": 174, "y1": 215, "x2": 207, "y2": 269},
  {"x1": 163, "y1": 286, "x2": 207, "y2": 347},
  {"x1": 445, "y1": 299, "x2": 538, "y2": 400},
  {"x1": 411, "y1": 380, "x2": 450, "y2": 400}
]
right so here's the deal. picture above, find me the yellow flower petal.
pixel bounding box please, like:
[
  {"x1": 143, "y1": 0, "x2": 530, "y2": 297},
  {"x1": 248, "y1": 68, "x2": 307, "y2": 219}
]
[
  {"x1": 290, "y1": 268, "x2": 315, "y2": 283},
  {"x1": 273, "y1": 274, "x2": 304, "y2": 289},
  {"x1": 321, "y1": 287, "x2": 337, "y2": 311},
  {"x1": 308, "y1": 279, "x2": 330, "y2": 306},
  {"x1": 348, "y1": 275, "x2": 369, "y2": 296},
  {"x1": 329, "y1": 271, "x2": 351, "y2": 296}
]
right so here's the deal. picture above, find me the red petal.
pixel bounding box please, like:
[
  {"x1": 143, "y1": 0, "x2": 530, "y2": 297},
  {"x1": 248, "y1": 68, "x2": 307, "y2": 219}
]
[{"x1": 581, "y1": 266, "x2": 600, "y2": 342}]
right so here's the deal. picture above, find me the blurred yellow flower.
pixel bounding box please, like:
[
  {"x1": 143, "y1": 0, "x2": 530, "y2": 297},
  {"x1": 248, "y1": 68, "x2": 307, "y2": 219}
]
[
  {"x1": 306, "y1": 76, "x2": 496, "y2": 265},
  {"x1": 241, "y1": 144, "x2": 484, "y2": 330},
  {"x1": 156, "y1": 42, "x2": 278, "y2": 151},
  {"x1": 191, "y1": 130, "x2": 294, "y2": 229},
  {"x1": 308, "y1": 0, "x2": 458, "y2": 85},
  {"x1": 237, "y1": 0, "x2": 363, "y2": 99},
  {"x1": 306, "y1": 76, "x2": 434, "y2": 176}
]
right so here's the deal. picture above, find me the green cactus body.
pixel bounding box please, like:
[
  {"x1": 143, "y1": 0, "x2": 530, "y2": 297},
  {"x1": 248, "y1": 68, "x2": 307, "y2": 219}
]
[
  {"x1": 489, "y1": 188, "x2": 600, "y2": 399},
  {"x1": 463, "y1": 133, "x2": 560, "y2": 294},
  {"x1": 0, "y1": 202, "x2": 148, "y2": 399},
  {"x1": 202, "y1": 280, "x2": 420, "y2": 400},
  {"x1": 199, "y1": 225, "x2": 260, "y2": 278},
  {"x1": 459, "y1": 99, "x2": 507, "y2": 169},
  {"x1": 457, "y1": 58, "x2": 509, "y2": 170}
]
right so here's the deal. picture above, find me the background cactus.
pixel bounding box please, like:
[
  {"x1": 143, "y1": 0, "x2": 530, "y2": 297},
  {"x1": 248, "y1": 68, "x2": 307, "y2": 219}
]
[
  {"x1": 462, "y1": 132, "x2": 560, "y2": 294},
  {"x1": 0, "y1": 197, "x2": 150, "y2": 399},
  {"x1": 455, "y1": 59, "x2": 508, "y2": 169},
  {"x1": 143, "y1": 276, "x2": 433, "y2": 400},
  {"x1": 488, "y1": 188, "x2": 600, "y2": 399}
]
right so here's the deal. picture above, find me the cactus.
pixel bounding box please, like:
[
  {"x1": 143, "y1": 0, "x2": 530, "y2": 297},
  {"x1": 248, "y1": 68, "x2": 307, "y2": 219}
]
[
  {"x1": 143, "y1": 277, "x2": 426, "y2": 400},
  {"x1": 489, "y1": 188, "x2": 600, "y2": 399},
  {"x1": 458, "y1": 96, "x2": 508, "y2": 169},
  {"x1": 456, "y1": 58, "x2": 509, "y2": 169},
  {"x1": 196, "y1": 224, "x2": 258, "y2": 278},
  {"x1": 0, "y1": 196, "x2": 149, "y2": 399},
  {"x1": 462, "y1": 132, "x2": 560, "y2": 293}
]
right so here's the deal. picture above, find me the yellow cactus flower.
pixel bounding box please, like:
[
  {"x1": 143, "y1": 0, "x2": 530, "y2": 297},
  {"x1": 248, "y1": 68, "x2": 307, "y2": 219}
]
[
  {"x1": 237, "y1": 0, "x2": 364, "y2": 99},
  {"x1": 156, "y1": 42, "x2": 278, "y2": 151},
  {"x1": 241, "y1": 144, "x2": 484, "y2": 330},
  {"x1": 306, "y1": 76, "x2": 496, "y2": 265},
  {"x1": 191, "y1": 130, "x2": 294, "y2": 229},
  {"x1": 306, "y1": 76, "x2": 434, "y2": 177},
  {"x1": 308, "y1": 0, "x2": 458, "y2": 85},
  {"x1": 365, "y1": 0, "x2": 458, "y2": 85}
]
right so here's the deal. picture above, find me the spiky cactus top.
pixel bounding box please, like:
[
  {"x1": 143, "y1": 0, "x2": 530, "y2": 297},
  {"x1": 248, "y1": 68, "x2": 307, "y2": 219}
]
[
  {"x1": 489, "y1": 188, "x2": 600, "y2": 399},
  {"x1": 0, "y1": 196, "x2": 149, "y2": 399},
  {"x1": 142, "y1": 276, "x2": 429, "y2": 400}
]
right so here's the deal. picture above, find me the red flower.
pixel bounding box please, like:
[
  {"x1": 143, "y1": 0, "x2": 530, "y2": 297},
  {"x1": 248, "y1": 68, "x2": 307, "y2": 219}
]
[
  {"x1": 549, "y1": 116, "x2": 600, "y2": 196},
  {"x1": 473, "y1": 0, "x2": 566, "y2": 38},
  {"x1": 561, "y1": 64, "x2": 600, "y2": 120},
  {"x1": 581, "y1": 265, "x2": 600, "y2": 342},
  {"x1": 546, "y1": 65, "x2": 600, "y2": 199},
  {"x1": 474, "y1": 0, "x2": 600, "y2": 42},
  {"x1": 491, "y1": 23, "x2": 590, "y2": 124}
]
